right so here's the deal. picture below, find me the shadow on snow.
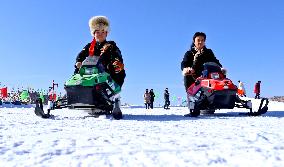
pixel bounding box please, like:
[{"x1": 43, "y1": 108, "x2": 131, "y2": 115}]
[{"x1": 122, "y1": 110, "x2": 284, "y2": 121}]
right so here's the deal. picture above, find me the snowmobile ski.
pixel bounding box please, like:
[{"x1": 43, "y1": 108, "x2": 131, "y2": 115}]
[{"x1": 239, "y1": 98, "x2": 269, "y2": 116}]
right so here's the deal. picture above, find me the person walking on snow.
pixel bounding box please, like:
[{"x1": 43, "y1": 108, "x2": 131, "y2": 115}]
[
  {"x1": 237, "y1": 80, "x2": 246, "y2": 97},
  {"x1": 254, "y1": 81, "x2": 261, "y2": 99},
  {"x1": 149, "y1": 89, "x2": 155, "y2": 109},
  {"x1": 144, "y1": 89, "x2": 151, "y2": 109},
  {"x1": 164, "y1": 88, "x2": 170, "y2": 109}
]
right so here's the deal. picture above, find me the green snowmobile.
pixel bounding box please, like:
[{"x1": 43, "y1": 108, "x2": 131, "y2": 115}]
[{"x1": 34, "y1": 56, "x2": 123, "y2": 119}]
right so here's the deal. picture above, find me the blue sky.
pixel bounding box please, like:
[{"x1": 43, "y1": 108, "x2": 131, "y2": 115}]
[{"x1": 0, "y1": 0, "x2": 283, "y2": 105}]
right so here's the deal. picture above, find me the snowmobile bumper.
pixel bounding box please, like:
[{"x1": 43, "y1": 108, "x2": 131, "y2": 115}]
[
  {"x1": 65, "y1": 83, "x2": 115, "y2": 111},
  {"x1": 206, "y1": 89, "x2": 237, "y2": 109},
  {"x1": 65, "y1": 86, "x2": 98, "y2": 105}
]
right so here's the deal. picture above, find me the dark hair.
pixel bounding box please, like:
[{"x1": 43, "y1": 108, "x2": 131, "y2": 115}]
[
  {"x1": 193, "y1": 32, "x2": 206, "y2": 41},
  {"x1": 190, "y1": 32, "x2": 207, "y2": 49}
]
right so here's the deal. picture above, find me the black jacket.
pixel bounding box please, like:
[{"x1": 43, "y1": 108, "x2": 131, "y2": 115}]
[
  {"x1": 149, "y1": 91, "x2": 155, "y2": 102},
  {"x1": 181, "y1": 47, "x2": 222, "y2": 78},
  {"x1": 75, "y1": 40, "x2": 126, "y2": 87},
  {"x1": 164, "y1": 90, "x2": 170, "y2": 101}
]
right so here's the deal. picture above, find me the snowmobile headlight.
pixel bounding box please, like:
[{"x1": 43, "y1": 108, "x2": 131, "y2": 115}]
[
  {"x1": 85, "y1": 68, "x2": 95, "y2": 75},
  {"x1": 210, "y1": 73, "x2": 220, "y2": 79}
]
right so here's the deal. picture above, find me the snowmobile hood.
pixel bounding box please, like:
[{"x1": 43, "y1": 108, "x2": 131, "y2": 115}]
[
  {"x1": 65, "y1": 65, "x2": 121, "y2": 94},
  {"x1": 202, "y1": 79, "x2": 237, "y2": 91}
]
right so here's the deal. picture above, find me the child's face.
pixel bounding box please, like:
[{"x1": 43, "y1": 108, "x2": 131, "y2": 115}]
[{"x1": 94, "y1": 30, "x2": 108, "y2": 43}]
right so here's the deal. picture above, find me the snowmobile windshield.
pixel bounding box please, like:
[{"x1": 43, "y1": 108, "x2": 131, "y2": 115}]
[
  {"x1": 202, "y1": 62, "x2": 222, "y2": 78},
  {"x1": 80, "y1": 56, "x2": 105, "y2": 75},
  {"x1": 203, "y1": 62, "x2": 222, "y2": 73},
  {"x1": 82, "y1": 56, "x2": 99, "y2": 66}
]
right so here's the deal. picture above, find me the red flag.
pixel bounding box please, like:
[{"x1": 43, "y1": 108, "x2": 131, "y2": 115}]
[
  {"x1": 48, "y1": 94, "x2": 56, "y2": 101},
  {"x1": 48, "y1": 89, "x2": 56, "y2": 101},
  {"x1": 0, "y1": 87, "x2": 8, "y2": 98}
]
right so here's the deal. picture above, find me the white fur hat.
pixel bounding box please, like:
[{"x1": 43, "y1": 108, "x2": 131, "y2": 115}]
[{"x1": 89, "y1": 16, "x2": 110, "y2": 36}]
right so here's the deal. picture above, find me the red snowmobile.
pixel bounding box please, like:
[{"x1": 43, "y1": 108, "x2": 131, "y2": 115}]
[{"x1": 185, "y1": 62, "x2": 269, "y2": 117}]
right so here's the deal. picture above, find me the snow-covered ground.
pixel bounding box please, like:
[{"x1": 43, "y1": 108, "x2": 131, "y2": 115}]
[{"x1": 0, "y1": 99, "x2": 284, "y2": 167}]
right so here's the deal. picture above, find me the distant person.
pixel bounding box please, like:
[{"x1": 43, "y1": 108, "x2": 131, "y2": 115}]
[
  {"x1": 149, "y1": 89, "x2": 155, "y2": 109},
  {"x1": 74, "y1": 16, "x2": 126, "y2": 87},
  {"x1": 254, "y1": 81, "x2": 261, "y2": 99},
  {"x1": 181, "y1": 32, "x2": 225, "y2": 92},
  {"x1": 143, "y1": 89, "x2": 151, "y2": 109},
  {"x1": 237, "y1": 80, "x2": 246, "y2": 97},
  {"x1": 164, "y1": 88, "x2": 170, "y2": 109}
]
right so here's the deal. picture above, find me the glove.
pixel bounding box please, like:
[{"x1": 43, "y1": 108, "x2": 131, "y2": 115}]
[
  {"x1": 182, "y1": 67, "x2": 194, "y2": 76},
  {"x1": 76, "y1": 62, "x2": 82, "y2": 68},
  {"x1": 221, "y1": 68, "x2": 227, "y2": 75},
  {"x1": 113, "y1": 60, "x2": 124, "y2": 73}
]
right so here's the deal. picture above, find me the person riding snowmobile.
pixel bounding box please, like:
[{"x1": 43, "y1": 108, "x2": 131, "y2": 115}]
[
  {"x1": 181, "y1": 32, "x2": 225, "y2": 91},
  {"x1": 74, "y1": 16, "x2": 126, "y2": 87}
]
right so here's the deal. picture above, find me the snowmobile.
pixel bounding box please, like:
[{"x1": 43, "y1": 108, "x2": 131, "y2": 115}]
[
  {"x1": 185, "y1": 62, "x2": 269, "y2": 117},
  {"x1": 34, "y1": 56, "x2": 123, "y2": 120}
]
